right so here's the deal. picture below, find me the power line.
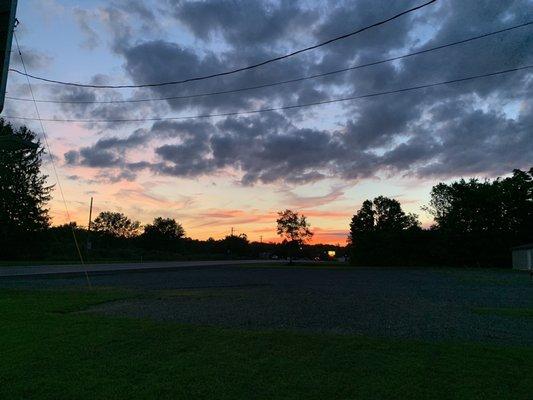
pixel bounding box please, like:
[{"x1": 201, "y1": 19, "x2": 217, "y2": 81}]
[
  {"x1": 8, "y1": 0, "x2": 438, "y2": 89},
  {"x1": 13, "y1": 32, "x2": 91, "y2": 288},
  {"x1": 6, "y1": 21, "x2": 531, "y2": 105},
  {"x1": 4, "y1": 65, "x2": 531, "y2": 124}
]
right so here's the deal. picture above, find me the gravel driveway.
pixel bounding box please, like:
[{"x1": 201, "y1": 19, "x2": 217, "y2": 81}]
[{"x1": 2, "y1": 265, "x2": 532, "y2": 344}]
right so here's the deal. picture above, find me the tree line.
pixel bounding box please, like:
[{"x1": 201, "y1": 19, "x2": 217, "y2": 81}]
[
  {"x1": 1, "y1": 207, "x2": 334, "y2": 262},
  {"x1": 349, "y1": 168, "x2": 533, "y2": 267},
  {"x1": 1, "y1": 119, "x2": 531, "y2": 266},
  {"x1": 0, "y1": 120, "x2": 328, "y2": 261}
]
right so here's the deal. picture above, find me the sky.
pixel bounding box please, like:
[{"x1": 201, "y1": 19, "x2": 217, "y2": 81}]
[{"x1": 2, "y1": 0, "x2": 532, "y2": 244}]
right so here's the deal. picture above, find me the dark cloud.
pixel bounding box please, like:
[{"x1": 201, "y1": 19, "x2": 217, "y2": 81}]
[
  {"x1": 170, "y1": 0, "x2": 317, "y2": 48},
  {"x1": 64, "y1": 99, "x2": 532, "y2": 184},
  {"x1": 9, "y1": 47, "x2": 53, "y2": 70},
  {"x1": 64, "y1": 128, "x2": 148, "y2": 169},
  {"x1": 96, "y1": 169, "x2": 138, "y2": 183},
  {"x1": 152, "y1": 120, "x2": 214, "y2": 176},
  {"x1": 118, "y1": 39, "x2": 320, "y2": 114},
  {"x1": 64, "y1": 150, "x2": 80, "y2": 165},
  {"x1": 61, "y1": 0, "x2": 532, "y2": 184}
]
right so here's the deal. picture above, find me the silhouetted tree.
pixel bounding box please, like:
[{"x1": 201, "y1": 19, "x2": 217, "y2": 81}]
[
  {"x1": 92, "y1": 211, "x2": 140, "y2": 238},
  {"x1": 499, "y1": 168, "x2": 533, "y2": 238},
  {"x1": 350, "y1": 196, "x2": 419, "y2": 243},
  {"x1": 349, "y1": 196, "x2": 421, "y2": 266},
  {"x1": 427, "y1": 168, "x2": 533, "y2": 237},
  {"x1": 142, "y1": 217, "x2": 185, "y2": 251},
  {"x1": 276, "y1": 209, "x2": 313, "y2": 264},
  {"x1": 0, "y1": 120, "x2": 51, "y2": 259},
  {"x1": 373, "y1": 196, "x2": 420, "y2": 231},
  {"x1": 349, "y1": 200, "x2": 375, "y2": 238},
  {"x1": 221, "y1": 233, "x2": 249, "y2": 256},
  {"x1": 425, "y1": 168, "x2": 533, "y2": 266},
  {"x1": 143, "y1": 217, "x2": 185, "y2": 239},
  {"x1": 0, "y1": 120, "x2": 51, "y2": 233}
]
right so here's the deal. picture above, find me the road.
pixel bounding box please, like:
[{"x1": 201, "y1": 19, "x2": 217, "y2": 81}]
[{"x1": 0, "y1": 259, "x2": 284, "y2": 277}]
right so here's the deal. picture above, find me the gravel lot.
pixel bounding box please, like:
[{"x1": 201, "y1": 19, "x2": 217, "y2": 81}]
[{"x1": 1, "y1": 265, "x2": 532, "y2": 344}]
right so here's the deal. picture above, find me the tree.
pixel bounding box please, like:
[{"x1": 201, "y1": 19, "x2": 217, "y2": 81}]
[
  {"x1": 499, "y1": 168, "x2": 533, "y2": 238},
  {"x1": 142, "y1": 217, "x2": 185, "y2": 251},
  {"x1": 276, "y1": 209, "x2": 313, "y2": 264},
  {"x1": 426, "y1": 168, "x2": 533, "y2": 237},
  {"x1": 143, "y1": 217, "x2": 185, "y2": 239},
  {"x1": 92, "y1": 211, "x2": 140, "y2": 238},
  {"x1": 221, "y1": 233, "x2": 249, "y2": 256},
  {"x1": 349, "y1": 197, "x2": 421, "y2": 266},
  {"x1": 425, "y1": 168, "x2": 533, "y2": 266},
  {"x1": 350, "y1": 196, "x2": 419, "y2": 244},
  {"x1": 373, "y1": 196, "x2": 420, "y2": 231},
  {"x1": 348, "y1": 200, "x2": 375, "y2": 244},
  {"x1": 0, "y1": 120, "x2": 51, "y2": 236}
]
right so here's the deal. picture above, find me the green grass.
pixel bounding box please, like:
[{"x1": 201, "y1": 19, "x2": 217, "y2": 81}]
[
  {"x1": 1, "y1": 289, "x2": 532, "y2": 399},
  {"x1": 473, "y1": 307, "x2": 533, "y2": 318}
]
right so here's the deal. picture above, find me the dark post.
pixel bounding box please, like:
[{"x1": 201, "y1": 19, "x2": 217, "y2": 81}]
[
  {"x1": 86, "y1": 197, "x2": 93, "y2": 259},
  {"x1": 0, "y1": 0, "x2": 18, "y2": 113}
]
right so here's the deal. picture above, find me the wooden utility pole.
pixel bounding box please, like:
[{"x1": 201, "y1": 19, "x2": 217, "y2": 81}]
[{"x1": 86, "y1": 197, "x2": 93, "y2": 258}]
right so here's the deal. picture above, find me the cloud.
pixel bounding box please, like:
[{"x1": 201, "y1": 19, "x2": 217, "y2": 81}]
[
  {"x1": 64, "y1": 97, "x2": 533, "y2": 185},
  {"x1": 74, "y1": 8, "x2": 100, "y2": 49},
  {"x1": 9, "y1": 47, "x2": 53, "y2": 71},
  {"x1": 311, "y1": 227, "x2": 349, "y2": 245},
  {"x1": 170, "y1": 0, "x2": 317, "y2": 48},
  {"x1": 60, "y1": 0, "x2": 532, "y2": 185},
  {"x1": 64, "y1": 128, "x2": 148, "y2": 169},
  {"x1": 192, "y1": 209, "x2": 276, "y2": 228},
  {"x1": 280, "y1": 185, "x2": 349, "y2": 208}
]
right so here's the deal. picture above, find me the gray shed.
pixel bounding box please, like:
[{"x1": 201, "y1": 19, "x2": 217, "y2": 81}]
[{"x1": 512, "y1": 244, "x2": 533, "y2": 270}]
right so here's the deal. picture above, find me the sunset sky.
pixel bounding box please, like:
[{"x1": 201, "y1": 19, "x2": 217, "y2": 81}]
[{"x1": 2, "y1": 0, "x2": 532, "y2": 244}]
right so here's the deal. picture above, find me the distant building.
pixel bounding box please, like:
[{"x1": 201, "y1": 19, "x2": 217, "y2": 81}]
[{"x1": 511, "y1": 244, "x2": 533, "y2": 270}]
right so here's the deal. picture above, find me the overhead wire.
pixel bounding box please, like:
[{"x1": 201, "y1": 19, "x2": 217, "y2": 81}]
[
  {"x1": 7, "y1": 0, "x2": 438, "y2": 89},
  {"x1": 13, "y1": 32, "x2": 92, "y2": 288},
  {"x1": 4, "y1": 65, "x2": 531, "y2": 124},
  {"x1": 5, "y1": 21, "x2": 532, "y2": 105}
]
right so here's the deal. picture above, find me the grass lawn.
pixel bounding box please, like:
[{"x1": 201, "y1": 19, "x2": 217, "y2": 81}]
[{"x1": 1, "y1": 289, "x2": 532, "y2": 400}]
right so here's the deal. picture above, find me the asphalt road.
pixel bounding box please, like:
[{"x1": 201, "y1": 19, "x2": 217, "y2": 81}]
[
  {"x1": 0, "y1": 259, "x2": 284, "y2": 277},
  {"x1": 1, "y1": 264, "x2": 531, "y2": 345}
]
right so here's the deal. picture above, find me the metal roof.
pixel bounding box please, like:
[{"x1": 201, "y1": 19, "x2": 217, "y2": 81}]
[{"x1": 511, "y1": 243, "x2": 533, "y2": 251}]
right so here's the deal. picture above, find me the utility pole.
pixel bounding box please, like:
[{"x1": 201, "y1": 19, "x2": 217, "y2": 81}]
[
  {"x1": 0, "y1": 0, "x2": 18, "y2": 113},
  {"x1": 86, "y1": 197, "x2": 93, "y2": 259},
  {"x1": 231, "y1": 227, "x2": 234, "y2": 236},
  {"x1": 0, "y1": 2, "x2": 37, "y2": 151},
  {"x1": 260, "y1": 235, "x2": 263, "y2": 244}
]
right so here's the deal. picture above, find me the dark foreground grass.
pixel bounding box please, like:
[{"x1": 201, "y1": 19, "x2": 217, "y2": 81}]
[{"x1": 1, "y1": 290, "x2": 532, "y2": 400}]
